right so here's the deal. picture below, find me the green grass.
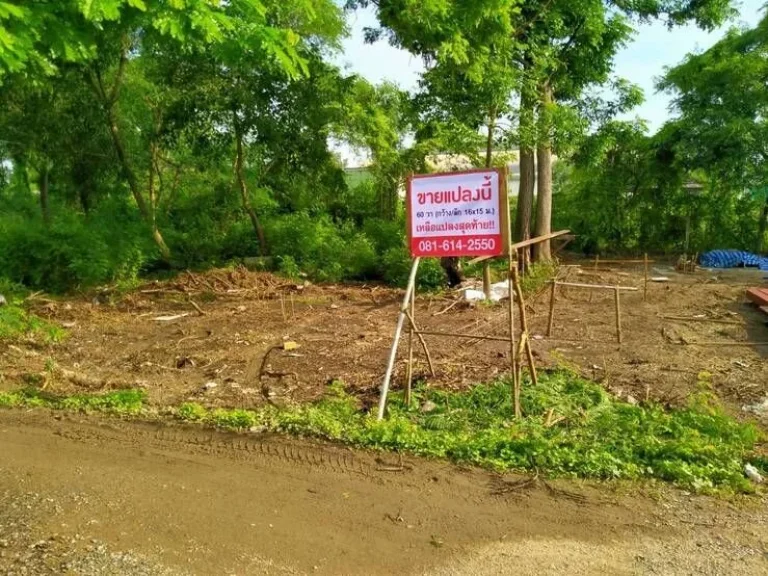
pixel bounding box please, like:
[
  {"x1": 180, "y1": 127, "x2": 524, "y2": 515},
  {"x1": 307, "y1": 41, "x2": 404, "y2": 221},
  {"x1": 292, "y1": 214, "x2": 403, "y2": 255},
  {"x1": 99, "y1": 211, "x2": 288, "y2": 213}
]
[
  {"x1": 0, "y1": 388, "x2": 146, "y2": 415},
  {"x1": 0, "y1": 303, "x2": 66, "y2": 343},
  {"x1": 0, "y1": 372, "x2": 763, "y2": 492},
  {"x1": 177, "y1": 373, "x2": 764, "y2": 493}
]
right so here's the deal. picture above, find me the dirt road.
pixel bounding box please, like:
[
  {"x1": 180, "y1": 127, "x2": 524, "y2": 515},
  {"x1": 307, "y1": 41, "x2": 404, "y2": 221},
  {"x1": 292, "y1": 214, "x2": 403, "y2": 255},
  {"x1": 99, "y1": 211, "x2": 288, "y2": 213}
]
[{"x1": 1, "y1": 411, "x2": 766, "y2": 575}]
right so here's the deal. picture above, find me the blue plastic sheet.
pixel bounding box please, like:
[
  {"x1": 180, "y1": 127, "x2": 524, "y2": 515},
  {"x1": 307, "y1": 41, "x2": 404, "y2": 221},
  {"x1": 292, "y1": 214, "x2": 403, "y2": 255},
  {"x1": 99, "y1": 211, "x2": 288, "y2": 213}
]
[{"x1": 699, "y1": 250, "x2": 768, "y2": 271}]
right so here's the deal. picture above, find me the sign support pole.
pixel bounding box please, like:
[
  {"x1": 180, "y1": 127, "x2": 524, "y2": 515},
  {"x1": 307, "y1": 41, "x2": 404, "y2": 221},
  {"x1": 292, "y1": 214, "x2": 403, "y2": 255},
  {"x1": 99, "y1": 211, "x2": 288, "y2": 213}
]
[{"x1": 377, "y1": 257, "x2": 421, "y2": 421}]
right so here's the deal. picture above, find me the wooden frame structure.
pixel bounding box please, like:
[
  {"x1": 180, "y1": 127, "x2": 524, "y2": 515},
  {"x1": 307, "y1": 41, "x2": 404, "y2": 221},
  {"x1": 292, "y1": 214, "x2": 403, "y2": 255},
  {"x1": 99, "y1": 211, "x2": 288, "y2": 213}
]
[
  {"x1": 376, "y1": 230, "x2": 570, "y2": 421},
  {"x1": 591, "y1": 254, "x2": 654, "y2": 301},
  {"x1": 547, "y1": 281, "x2": 638, "y2": 344}
]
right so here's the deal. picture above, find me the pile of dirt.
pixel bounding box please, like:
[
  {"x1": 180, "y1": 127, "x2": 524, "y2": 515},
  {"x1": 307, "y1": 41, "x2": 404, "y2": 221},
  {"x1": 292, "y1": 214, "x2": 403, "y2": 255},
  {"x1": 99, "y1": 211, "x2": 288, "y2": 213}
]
[{"x1": 139, "y1": 266, "x2": 298, "y2": 299}]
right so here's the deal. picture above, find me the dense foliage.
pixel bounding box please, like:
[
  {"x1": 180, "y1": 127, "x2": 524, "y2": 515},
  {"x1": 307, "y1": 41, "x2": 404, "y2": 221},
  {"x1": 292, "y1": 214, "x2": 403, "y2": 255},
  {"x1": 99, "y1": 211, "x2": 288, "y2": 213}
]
[{"x1": 0, "y1": 0, "x2": 763, "y2": 294}]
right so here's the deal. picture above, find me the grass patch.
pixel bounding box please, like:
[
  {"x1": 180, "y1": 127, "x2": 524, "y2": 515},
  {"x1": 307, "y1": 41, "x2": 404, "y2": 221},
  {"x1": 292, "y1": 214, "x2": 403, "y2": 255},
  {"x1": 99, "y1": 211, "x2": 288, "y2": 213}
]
[
  {"x1": 0, "y1": 388, "x2": 146, "y2": 415},
  {"x1": 178, "y1": 373, "x2": 763, "y2": 493},
  {"x1": 0, "y1": 303, "x2": 66, "y2": 343},
  {"x1": 0, "y1": 372, "x2": 762, "y2": 493}
]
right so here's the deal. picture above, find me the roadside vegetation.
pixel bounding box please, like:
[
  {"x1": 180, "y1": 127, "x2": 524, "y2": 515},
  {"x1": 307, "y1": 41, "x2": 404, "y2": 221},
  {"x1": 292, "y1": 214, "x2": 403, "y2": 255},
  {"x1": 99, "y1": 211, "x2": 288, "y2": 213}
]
[
  {"x1": 1, "y1": 372, "x2": 763, "y2": 493},
  {"x1": 1, "y1": 2, "x2": 766, "y2": 296}
]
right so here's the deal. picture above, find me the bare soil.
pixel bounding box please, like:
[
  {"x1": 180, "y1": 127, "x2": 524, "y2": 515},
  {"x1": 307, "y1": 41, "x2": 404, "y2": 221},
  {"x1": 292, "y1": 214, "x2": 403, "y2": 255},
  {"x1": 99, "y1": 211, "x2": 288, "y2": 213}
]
[
  {"x1": 1, "y1": 261, "x2": 766, "y2": 415},
  {"x1": 1, "y1": 410, "x2": 767, "y2": 575}
]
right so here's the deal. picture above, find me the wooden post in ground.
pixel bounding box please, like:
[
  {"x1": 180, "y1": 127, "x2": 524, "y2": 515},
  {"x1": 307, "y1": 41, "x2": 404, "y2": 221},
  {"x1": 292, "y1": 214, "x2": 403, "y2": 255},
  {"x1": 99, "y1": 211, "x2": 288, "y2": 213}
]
[
  {"x1": 614, "y1": 287, "x2": 623, "y2": 344},
  {"x1": 508, "y1": 250, "x2": 520, "y2": 419},
  {"x1": 547, "y1": 281, "x2": 557, "y2": 337},
  {"x1": 590, "y1": 255, "x2": 599, "y2": 303},
  {"x1": 643, "y1": 253, "x2": 649, "y2": 302},
  {"x1": 405, "y1": 288, "x2": 415, "y2": 407},
  {"x1": 378, "y1": 258, "x2": 420, "y2": 420},
  {"x1": 482, "y1": 262, "x2": 492, "y2": 300}
]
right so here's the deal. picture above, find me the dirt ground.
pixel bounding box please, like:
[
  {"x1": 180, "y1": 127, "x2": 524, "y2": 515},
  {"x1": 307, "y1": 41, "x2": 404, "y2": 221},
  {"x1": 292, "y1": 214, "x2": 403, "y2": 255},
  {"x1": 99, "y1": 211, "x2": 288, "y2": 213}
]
[
  {"x1": 1, "y1": 410, "x2": 767, "y2": 576},
  {"x1": 1, "y1": 262, "x2": 768, "y2": 575},
  {"x1": 1, "y1": 259, "x2": 766, "y2": 415}
]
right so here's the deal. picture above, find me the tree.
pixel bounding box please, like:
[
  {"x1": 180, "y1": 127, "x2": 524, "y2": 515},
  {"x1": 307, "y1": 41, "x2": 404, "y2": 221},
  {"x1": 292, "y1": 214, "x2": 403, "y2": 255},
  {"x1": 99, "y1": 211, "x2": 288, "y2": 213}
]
[
  {"x1": 351, "y1": 0, "x2": 736, "y2": 265},
  {"x1": 659, "y1": 15, "x2": 768, "y2": 251},
  {"x1": 1, "y1": 0, "x2": 316, "y2": 259}
]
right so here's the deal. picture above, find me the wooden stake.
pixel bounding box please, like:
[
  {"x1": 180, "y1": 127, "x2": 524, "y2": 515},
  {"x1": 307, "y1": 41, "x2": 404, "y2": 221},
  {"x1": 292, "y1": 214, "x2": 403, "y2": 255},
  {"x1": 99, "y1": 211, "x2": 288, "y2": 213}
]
[
  {"x1": 511, "y1": 266, "x2": 538, "y2": 387},
  {"x1": 508, "y1": 251, "x2": 520, "y2": 419},
  {"x1": 403, "y1": 309, "x2": 436, "y2": 377},
  {"x1": 643, "y1": 253, "x2": 649, "y2": 302},
  {"x1": 378, "y1": 258, "x2": 420, "y2": 420},
  {"x1": 614, "y1": 287, "x2": 622, "y2": 344},
  {"x1": 556, "y1": 282, "x2": 638, "y2": 291},
  {"x1": 290, "y1": 293, "x2": 295, "y2": 318},
  {"x1": 482, "y1": 262, "x2": 492, "y2": 301},
  {"x1": 547, "y1": 281, "x2": 557, "y2": 337},
  {"x1": 280, "y1": 293, "x2": 286, "y2": 321},
  {"x1": 405, "y1": 288, "x2": 415, "y2": 407}
]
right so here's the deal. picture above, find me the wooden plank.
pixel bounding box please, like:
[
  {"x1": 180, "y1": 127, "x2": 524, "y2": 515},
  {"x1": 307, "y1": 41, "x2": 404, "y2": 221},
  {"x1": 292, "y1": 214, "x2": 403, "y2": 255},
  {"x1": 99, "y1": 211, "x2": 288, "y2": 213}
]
[
  {"x1": 556, "y1": 281, "x2": 638, "y2": 291},
  {"x1": 747, "y1": 287, "x2": 768, "y2": 307},
  {"x1": 468, "y1": 230, "x2": 571, "y2": 266}
]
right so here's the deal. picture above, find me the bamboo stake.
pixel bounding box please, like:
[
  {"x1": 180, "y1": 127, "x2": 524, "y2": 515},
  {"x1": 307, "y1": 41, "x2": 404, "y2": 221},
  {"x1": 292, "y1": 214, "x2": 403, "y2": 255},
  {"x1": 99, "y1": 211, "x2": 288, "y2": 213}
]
[
  {"x1": 516, "y1": 331, "x2": 528, "y2": 386},
  {"x1": 378, "y1": 257, "x2": 420, "y2": 420},
  {"x1": 661, "y1": 315, "x2": 743, "y2": 325},
  {"x1": 512, "y1": 266, "x2": 538, "y2": 387},
  {"x1": 508, "y1": 250, "x2": 520, "y2": 419},
  {"x1": 280, "y1": 293, "x2": 286, "y2": 321},
  {"x1": 678, "y1": 341, "x2": 768, "y2": 347},
  {"x1": 415, "y1": 330, "x2": 513, "y2": 342},
  {"x1": 614, "y1": 287, "x2": 622, "y2": 344},
  {"x1": 405, "y1": 288, "x2": 415, "y2": 407},
  {"x1": 547, "y1": 281, "x2": 557, "y2": 337},
  {"x1": 643, "y1": 253, "x2": 649, "y2": 302},
  {"x1": 556, "y1": 282, "x2": 638, "y2": 291},
  {"x1": 483, "y1": 262, "x2": 492, "y2": 300},
  {"x1": 290, "y1": 292, "x2": 295, "y2": 318},
  {"x1": 403, "y1": 308, "x2": 436, "y2": 377}
]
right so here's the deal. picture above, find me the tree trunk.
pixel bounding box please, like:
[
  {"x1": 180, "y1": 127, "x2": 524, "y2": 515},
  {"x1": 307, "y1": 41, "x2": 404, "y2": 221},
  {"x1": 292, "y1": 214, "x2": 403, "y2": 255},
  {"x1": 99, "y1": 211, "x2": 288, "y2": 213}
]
[
  {"x1": 514, "y1": 74, "x2": 536, "y2": 267},
  {"x1": 758, "y1": 194, "x2": 768, "y2": 253},
  {"x1": 38, "y1": 163, "x2": 50, "y2": 226},
  {"x1": 485, "y1": 106, "x2": 496, "y2": 169},
  {"x1": 235, "y1": 125, "x2": 268, "y2": 255},
  {"x1": 533, "y1": 83, "x2": 553, "y2": 262},
  {"x1": 91, "y1": 62, "x2": 171, "y2": 261}
]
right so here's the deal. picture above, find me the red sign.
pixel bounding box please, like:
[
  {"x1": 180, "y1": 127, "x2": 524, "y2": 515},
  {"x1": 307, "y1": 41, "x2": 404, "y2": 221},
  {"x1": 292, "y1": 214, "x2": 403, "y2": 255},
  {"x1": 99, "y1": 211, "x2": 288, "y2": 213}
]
[{"x1": 407, "y1": 169, "x2": 509, "y2": 258}]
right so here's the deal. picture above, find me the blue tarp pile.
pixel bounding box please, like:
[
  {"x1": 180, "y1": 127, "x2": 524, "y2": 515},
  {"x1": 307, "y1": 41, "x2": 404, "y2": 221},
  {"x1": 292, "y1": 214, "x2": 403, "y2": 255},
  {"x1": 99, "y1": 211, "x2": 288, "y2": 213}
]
[{"x1": 699, "y1": 249, "x2": 768, "y2": 271}]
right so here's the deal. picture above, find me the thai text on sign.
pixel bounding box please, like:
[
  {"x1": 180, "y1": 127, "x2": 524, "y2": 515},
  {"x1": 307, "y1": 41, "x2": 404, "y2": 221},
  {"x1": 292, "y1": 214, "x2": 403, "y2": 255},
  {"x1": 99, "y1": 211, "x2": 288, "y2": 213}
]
[{"x1": 407, "y1": 169, "x2": 508, "y2": 257}]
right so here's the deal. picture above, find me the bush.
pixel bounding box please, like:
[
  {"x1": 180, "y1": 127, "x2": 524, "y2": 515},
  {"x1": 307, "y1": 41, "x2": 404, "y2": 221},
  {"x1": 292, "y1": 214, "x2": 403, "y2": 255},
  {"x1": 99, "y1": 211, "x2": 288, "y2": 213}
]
[
  {"x1": 265, "y1": 213, "x2": 378, "y2": 282},
  {"x1": 0, "y1": 197, "x2": 151, "y2": 292},
  {"x1": 381, "y1": 245, "x2": 445, "y2": 290}
]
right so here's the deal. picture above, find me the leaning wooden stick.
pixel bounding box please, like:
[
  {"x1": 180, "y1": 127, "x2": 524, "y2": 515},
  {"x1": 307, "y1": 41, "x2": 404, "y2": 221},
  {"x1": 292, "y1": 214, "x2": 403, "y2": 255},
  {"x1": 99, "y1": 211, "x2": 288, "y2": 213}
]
[
  {"x1": 512, "y1": 266, "x2": 538, "y2": 386},
  {"x1": 378, "y1": 257, "x2": 420, "y2": 420},
  {"x1": 547, "y1": 281, "x2": 557, "y2": 337},
  {"x1": 614, "y1": 287, "x2": 623, "y2": 344},
  {"x1": 405, "y1": 288, "x2": 415, "y2": 406},
  {"x1": 508, "y1": 251, "x2": 520, "y2": 419},
  {"x1": 403, "y1": 308, "x2": 436, "y2": 377}
]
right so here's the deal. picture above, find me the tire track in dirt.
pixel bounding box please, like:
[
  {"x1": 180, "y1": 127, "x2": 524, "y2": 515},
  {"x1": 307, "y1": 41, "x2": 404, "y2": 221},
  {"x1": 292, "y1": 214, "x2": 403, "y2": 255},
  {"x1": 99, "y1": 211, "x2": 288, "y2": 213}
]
[{"x1": 49, "y1": 416, "x2": 379, "y2": 479}]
